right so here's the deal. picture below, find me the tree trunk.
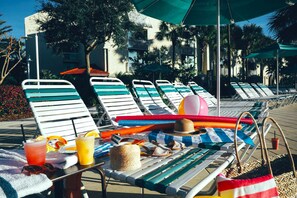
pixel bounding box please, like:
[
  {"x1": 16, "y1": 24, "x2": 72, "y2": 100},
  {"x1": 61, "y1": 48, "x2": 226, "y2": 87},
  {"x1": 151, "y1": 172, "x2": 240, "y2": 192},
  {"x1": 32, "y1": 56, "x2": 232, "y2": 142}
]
[
  {"x1": 85, "y1": 51, "x2": 91, "y2": 75},
  {"x1": 172, "y1": 40, "x2": 176, "y2": 68},
  {"x1": 242, "y1": 51, "x2": 246, "y2": 81},
  {"x1": 227, "y1": 25, "x2": 231, "y2": 84},
  {"x1": 195, "y1": 35, "x2": 201, "y2": 73},
  {"x1": 260, "y1": 60, "x2": 263, "y2": 83}
]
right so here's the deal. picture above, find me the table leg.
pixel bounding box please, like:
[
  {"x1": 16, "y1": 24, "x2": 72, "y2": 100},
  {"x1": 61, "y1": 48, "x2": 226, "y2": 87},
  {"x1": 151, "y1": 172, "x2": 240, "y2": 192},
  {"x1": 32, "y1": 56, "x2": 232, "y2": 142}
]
[
  {"x1": 94, "y1": 167, "x2": 107, "y2": 198},
  {"x1": 64, "y1": 173, "x2": 83, "y2": 198},
  {"x1": 54, "y1": 180, "x2": 64, "y2": 198}
]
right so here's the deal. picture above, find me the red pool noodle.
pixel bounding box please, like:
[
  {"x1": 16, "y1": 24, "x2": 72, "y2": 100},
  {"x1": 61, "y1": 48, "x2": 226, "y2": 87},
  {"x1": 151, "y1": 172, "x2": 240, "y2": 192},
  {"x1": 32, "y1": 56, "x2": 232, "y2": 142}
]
[{"x1": 115, "y1": 114, "x2": 253, "y2": 125}]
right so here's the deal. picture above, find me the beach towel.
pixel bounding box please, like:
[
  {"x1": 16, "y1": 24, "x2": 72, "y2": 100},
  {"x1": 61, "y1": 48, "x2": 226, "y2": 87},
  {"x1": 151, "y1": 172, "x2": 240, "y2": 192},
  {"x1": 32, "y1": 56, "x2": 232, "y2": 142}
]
[
  {"x1": 0, "y1": 149, "x2": 78, "y2": 197},
  {"x1": 217, "y1": 173, "x2": 279, "y2": 198},
  {"x1": 148, "y1": 127, "x2": 254, "y2": 148},
  {"x1": 0, "y1": 149, "x2": 52, "y2": 198}
]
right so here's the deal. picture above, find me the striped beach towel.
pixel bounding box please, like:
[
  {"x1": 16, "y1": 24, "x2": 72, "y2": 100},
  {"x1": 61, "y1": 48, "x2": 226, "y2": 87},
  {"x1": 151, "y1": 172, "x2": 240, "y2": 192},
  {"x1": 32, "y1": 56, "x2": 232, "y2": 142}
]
[
  {"x1": 148, "y1": 127, "x2": 254, "y2": 148},
  {"x1": 217, "y1": 173, "x2": 279, "y2": 198}
]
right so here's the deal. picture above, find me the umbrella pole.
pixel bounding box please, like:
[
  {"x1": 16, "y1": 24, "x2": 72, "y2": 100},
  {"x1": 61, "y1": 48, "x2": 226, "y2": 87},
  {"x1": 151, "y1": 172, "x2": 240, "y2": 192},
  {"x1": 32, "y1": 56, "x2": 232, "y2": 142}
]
[
  {"x1": 276, "y1": 49, "x2": 279, "y2": 96},
  {"x1": 216, "y1": 0, "x2": 221, "y2": 116},
  {"x1": 35, "y1": 33, "x2": 40, "y2": 85}
]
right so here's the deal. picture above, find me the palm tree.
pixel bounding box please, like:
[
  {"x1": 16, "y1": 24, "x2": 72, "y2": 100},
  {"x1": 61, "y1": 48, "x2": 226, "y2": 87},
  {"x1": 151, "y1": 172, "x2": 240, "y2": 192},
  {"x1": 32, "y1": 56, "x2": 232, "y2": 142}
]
[
  {"x1": 0, "y1": 15, "x2": 12, "y2": 36},
  {"x1": 155, "y1": 22, "x2": 185, "y2": 68},
  {"x1": 239, "y1": 24, "x2": 273, "y2": 80},
  {"x1": 269, "y1": 5, "x2": 297, "y2": 86},
  {"x1": 268, "y1": 4, "x2": 297, "y2": 43},
  {"x1": 187, "y1": 26, "x2": 216, "y2": 73}
]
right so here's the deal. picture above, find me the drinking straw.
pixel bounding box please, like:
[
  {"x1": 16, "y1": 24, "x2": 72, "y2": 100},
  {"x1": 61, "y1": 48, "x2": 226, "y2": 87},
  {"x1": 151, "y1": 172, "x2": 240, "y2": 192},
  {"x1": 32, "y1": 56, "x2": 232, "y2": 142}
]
[
  {"x1": 115, "y1": 115, "x2": 253, "y2": 125},
  {"x1": 71, "y1": 118, "x2": 78, "y2": 137},
  {"x1": 20, "y1": 124, "x2": 26, "y2": 143}
]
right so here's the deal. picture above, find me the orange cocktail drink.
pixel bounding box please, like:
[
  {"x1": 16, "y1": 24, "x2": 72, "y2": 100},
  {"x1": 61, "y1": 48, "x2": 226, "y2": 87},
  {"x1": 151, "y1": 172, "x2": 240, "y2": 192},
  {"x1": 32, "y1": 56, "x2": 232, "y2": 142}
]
[
  {"x1": 75, "y1": 136, "x2": 95, "y2": 165},
  {"x1": 24, "y1": 139, "x2": 47, "y2": 165}
]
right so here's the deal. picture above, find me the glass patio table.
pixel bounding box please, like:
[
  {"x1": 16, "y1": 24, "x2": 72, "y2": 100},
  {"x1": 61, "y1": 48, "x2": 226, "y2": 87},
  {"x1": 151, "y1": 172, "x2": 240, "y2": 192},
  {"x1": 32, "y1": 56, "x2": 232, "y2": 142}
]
[{"x1": 46, "y1": 157, "x2": 106, "y2": 198}]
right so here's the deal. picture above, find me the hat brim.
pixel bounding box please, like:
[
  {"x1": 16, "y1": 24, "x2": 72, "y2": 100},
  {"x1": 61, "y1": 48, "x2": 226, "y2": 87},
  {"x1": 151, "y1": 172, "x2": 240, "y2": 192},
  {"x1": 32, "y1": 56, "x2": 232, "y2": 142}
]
[{"x1": 163, "y1": 130, "x2": 201, "y2": 136}]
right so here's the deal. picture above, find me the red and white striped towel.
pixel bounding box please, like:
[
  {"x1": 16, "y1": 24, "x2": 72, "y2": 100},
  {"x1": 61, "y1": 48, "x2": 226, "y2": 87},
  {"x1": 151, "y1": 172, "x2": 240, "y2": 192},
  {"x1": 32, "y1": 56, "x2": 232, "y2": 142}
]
[{"x1": 217, "y1": 173, "x2": 279, "y2": 198}]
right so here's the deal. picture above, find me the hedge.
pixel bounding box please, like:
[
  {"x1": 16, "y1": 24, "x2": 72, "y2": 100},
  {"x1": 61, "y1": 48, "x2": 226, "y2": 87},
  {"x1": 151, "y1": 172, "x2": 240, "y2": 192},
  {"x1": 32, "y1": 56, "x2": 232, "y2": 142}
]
[{"x1": 0, "y1": 85, "x2": 32, "y2": 121}]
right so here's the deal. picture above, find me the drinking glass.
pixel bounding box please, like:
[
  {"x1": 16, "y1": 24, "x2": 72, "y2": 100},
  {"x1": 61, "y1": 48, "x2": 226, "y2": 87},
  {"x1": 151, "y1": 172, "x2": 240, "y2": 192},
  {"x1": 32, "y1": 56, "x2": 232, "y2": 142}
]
[
  {"x1": 23, "y1": 139, "x2": 47, "y2": 166},
  {"x1": 75, "y1": 136, "x2": 95, "y2": 165}
]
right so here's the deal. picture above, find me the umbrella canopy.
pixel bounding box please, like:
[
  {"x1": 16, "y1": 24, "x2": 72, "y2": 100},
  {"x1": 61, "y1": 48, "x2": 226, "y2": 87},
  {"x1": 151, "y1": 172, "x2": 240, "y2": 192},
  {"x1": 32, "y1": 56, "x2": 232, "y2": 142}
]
[
  {"x1": 246, "y1": 43, "x2": 297, "y2": 59},
  {"x1": 139, "y1": 63, "x2": 171, "y2": 81},
  {"x1": 60, "y1": 67, "x2": 109, "y2": 77},
  {"x1": 246, "y1": 43, "x2": 297, "y2": 95},
  {"x1": 132, "y1": 0, "x2": 294, "y2": 25},
  {"x1": 131, "y1": 0, "x2": 296, "y2": 115}
]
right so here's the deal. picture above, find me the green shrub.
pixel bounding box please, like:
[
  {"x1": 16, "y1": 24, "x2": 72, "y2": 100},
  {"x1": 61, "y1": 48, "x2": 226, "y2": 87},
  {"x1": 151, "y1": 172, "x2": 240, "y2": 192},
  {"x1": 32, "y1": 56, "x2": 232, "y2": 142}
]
[{"x1": 0, "y1": 85, "x2": 32, "y2": 120}]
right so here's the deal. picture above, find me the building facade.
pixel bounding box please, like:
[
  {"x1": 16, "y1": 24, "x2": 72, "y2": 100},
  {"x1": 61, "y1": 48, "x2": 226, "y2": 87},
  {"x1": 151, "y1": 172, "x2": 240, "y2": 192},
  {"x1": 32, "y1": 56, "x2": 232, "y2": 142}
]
[{"x1": 24, "y1": 12, "x2": 171, "y2": 78}]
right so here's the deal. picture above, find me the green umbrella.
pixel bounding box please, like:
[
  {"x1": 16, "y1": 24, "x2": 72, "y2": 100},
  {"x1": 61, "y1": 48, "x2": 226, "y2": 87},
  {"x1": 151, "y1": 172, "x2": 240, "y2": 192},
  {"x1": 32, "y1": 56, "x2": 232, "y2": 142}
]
[
  {"x1": 140, "y1": 63, "x2": 171, "y2": 81},
  {"x1": 246, "y1": 43, "x2": 297, "y2": 95},
  {"x1": 131, "y1": 0, "x2": 296, "y2": 115}
]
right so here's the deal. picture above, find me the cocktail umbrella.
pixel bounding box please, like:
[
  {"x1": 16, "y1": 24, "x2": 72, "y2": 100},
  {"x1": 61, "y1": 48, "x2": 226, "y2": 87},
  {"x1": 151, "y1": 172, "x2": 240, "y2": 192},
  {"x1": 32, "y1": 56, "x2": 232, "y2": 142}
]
[
  {"x1": 246, "y1": 43, "x2": 297, "y2": 95},
  {"x1": 131, "y1": 0, "x2": 296, "y2": 115}
]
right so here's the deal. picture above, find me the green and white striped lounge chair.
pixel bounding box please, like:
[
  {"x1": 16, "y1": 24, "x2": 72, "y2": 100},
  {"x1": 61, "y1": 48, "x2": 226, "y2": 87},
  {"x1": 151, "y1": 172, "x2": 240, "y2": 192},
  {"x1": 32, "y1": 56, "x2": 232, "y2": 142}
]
[
  {"x1": 155, "y1": 80, "x2": 184, "y2": 112},
  {"x1": 237, "y1": 82, "x2": 261, "y2": 99},
  {"x1": 188, "y1": 81, "x2": 217, "y2": 107},
  {"x1": 187, "y1": 82, "x2": 268, "y2": 117},
  {"x1": 173, "y1": 82, "x2": 194, "y2": 97},
  {"x1": 101, "y1": 113, "x2": 272, "y2": 198},
  {"x1": 230, "y1": 82, "x2": 251, "y2": 100},
  {"x1": 132, "y1": 80, "x2": 175, "y2": 115},
  {"x1": 189, "y1": 82, "x2": 259, "y2": 108},
  {"x1": 238, "y1": 82, "x2": 293, "y2": 108},
  {"x1": 90, "y1": 77, "x2": 143, "y2": 127},
  {"x1": 256, "y1": 83, "x2": 275, "y2": 97},
  {"x1": 22, "y1": 79, "x2": 99, "y2": 144},
  {"x1": 251, "y1": 83, "x2": 267, "y2": 97}
]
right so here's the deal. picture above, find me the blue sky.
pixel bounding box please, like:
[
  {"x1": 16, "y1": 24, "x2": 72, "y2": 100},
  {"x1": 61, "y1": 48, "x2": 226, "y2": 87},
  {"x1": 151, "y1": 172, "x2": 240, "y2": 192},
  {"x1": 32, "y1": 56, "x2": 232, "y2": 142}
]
[{"x1": 0, "y1": 0, "x2": 274, "y2": 39}]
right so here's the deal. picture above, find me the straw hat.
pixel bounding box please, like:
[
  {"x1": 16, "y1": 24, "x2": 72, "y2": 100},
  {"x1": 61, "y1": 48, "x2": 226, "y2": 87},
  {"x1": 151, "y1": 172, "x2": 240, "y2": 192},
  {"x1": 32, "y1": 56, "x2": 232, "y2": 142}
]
[{"x1": 164, "y1": 118, "x2": 201, "y2": 136}]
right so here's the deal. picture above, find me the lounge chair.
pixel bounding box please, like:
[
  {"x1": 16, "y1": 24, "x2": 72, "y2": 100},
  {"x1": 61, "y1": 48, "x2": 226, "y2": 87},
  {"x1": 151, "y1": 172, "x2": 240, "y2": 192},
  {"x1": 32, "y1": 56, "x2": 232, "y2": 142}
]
[
  {"x1": 188, "y1": 81, "x2": 217, "y2": 107},
  {"x1": 157, "y1": 81, "x2": 268, "y2": 118},
  {"x1": 238, "y1": 82, "x2": 294, "y2": 107},
  {"x1": 188, "y1": 81, "x2": 262, "y2": 108},
  {"x1": 237, "y1": 82, "x2": 262, "y2": 99},
  {"x1": 90, "y1": 77, "x2": 143, "y2": 127},
  {"x1": 257, "y1": 83, "x2": 278, "y2": 97},
  {"x1": 100, "y1": 111, "x2": 271, "y2": 198},
  {"x1": 230, "y1": 82, "x2": 251, "y2": 100},
  {"x1": 155, "y1": 80, "x2": 184, "y2": 112},
  {"x1": 250, "y1": 83, "x2": 267, "y2": 97},
  {"x1": 22, "y1": 79, "x2": 99, "y2": 143},
  {"x1": 173, "y1": 82, "x2": 194, "y2": 97},
  {"x1": 132, "y1": 79, "x2": 175, "y2": 115}
]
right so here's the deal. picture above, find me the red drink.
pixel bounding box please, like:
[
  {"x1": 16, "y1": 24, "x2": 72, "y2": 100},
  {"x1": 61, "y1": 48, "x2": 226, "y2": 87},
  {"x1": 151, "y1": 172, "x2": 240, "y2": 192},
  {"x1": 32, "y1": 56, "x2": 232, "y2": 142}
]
[{"x1": 24, "y1": 139, "x2": 47, "y2": 165}]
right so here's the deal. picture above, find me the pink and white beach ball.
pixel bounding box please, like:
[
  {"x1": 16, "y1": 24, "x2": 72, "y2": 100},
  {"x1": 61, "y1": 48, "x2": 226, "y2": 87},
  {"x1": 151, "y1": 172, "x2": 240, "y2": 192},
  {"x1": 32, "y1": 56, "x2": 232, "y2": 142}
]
[{"x1": 178, "y1": 95, "x2": 208, "y2": 115}]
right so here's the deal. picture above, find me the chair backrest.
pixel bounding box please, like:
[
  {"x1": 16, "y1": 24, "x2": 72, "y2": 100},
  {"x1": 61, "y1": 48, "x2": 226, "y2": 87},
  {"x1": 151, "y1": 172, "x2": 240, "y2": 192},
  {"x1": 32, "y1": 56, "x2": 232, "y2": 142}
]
[
  {"x1": 251, "y1": 83, "x2": 267, "y2": 97},
  {"x1": 22, "y1": 79, "x2": 98, "y2": 144},
  {"x1": 238, "y1": 82, "x2": 260, "y2": 98},
  {"x1": 257, "y1": 83, "x2": 275, "y2": 96},
  {"x1": 155, "y1": 80, "x2": 183, "y2": 111},
  {"x1": 173, "y1": 82, "x2": 194, "y2": 97},
  {"x1": 132, "y1": 79, "x2": 175, "y2": 115},
  {"x1": 230, "y1": 82, "x2": 250, "y2": 100},
  {"x1": 188, "y1": 81, "x2": 216, "y2": 107},
  {"x1": 90, "y1": 77, "x2": 143, "y2": 125}
]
